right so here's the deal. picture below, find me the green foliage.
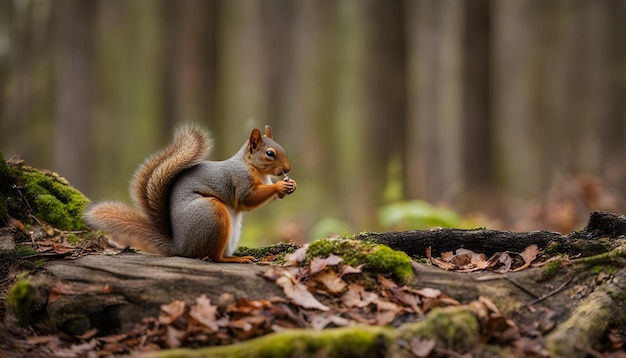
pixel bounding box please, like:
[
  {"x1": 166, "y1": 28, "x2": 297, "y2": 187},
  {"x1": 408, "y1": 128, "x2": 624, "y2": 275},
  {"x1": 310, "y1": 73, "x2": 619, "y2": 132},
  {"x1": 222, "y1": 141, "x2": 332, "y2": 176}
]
[
  {"x1": 307, "y1": 238, "x2": 413, "y2": 284},
  {"x1": 309, "y1": 217, "x2": 353, "y2": 241},
  {"x1": 378, "y1": 200, "x2": 464, "y2": 230}
]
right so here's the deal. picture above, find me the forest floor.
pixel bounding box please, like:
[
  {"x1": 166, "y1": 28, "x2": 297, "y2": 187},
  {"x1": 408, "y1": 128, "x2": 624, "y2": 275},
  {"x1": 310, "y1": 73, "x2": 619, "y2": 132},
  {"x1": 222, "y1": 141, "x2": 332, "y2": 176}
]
[{"x1": 1, "y1": 211, "x2": 626, "y2": 357}]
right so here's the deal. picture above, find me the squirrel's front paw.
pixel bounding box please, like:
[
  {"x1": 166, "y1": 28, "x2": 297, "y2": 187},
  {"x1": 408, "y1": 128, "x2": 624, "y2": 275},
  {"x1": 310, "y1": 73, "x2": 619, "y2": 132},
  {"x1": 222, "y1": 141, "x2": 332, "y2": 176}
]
[{"x1": 277, "y1": 177, "x2": 297, "y2": 198}]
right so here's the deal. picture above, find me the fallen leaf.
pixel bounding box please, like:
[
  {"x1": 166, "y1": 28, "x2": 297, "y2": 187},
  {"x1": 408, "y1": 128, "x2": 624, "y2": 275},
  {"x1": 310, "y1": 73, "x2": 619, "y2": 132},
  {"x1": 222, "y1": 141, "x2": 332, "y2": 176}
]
[
  {"x1": 48, "y1": 282, "x2": 74, "y2": 302},
  {"x1": 339, "y1": 264, "x2": 363, "y2": 276},
  {"x1": 341, "y1": 283, "x2": 378, "y2": 308},
  {"x1": 313, "y1": 269, "x2": 347, "y2": 294},
  {"x1": 408, "y1": 337, "x2": 437, "y2": 358},
  {"x1": 263, "y1": 267, "x2": 282, "y2": 282},
  {"x1": 309, "y1": 257, "x2": 327, "y2": 275},
  {"x1": 412, "y1": 287, "x2": 442, "y2": 299},
  {"x1": 165, "y1": 326, "x2": 183, "y2": 348},
  {"x1": 189, "y1": 295, "x2": 218, "y2": 331},
  {"x1": 75, "y1": 328, "x2": 98, "y2": 341},
  {"x1": 511, "y1": 244, "x2": 540, "y2": 272},
  {"x1": 487, "y1": 252, "x2": 512, "y2": 273},
  {"x1": 284, "y1": 244, "x2": 308, "y2": 266},
  {"x1": 373, "y1": 299, "x2": 402, "y2": 325},
  {"x1": 276, "y1": 276, "x2": 329, "y2": 311},
  {"x1": 441, "y1": 251, "x2": 454, "y2": 262},
  {"x1": 325, "y1": 254, "x2": 343, "y2": 266},
  {"x1": 159, "y1": 300, "x2": 186, "y2": 325}
]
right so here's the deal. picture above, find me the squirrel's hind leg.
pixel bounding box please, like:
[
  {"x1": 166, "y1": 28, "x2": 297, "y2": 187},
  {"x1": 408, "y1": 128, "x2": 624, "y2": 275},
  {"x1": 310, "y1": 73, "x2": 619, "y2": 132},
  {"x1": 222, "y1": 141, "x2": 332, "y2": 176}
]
[{"x1": 171, "y1": 196, "x2": 254, "y2": 262}]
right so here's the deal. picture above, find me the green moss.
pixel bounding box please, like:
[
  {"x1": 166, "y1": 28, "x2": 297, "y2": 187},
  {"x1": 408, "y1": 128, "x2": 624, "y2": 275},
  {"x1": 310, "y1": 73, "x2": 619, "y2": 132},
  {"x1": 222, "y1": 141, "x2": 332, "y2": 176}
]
[
  {"x1": 235, "y1": 242, "x2": 299, "y2": 263},
  {"x1": 307, "y1": 238, "x2": 413, "y2": 284},
  {"x1": 149, "y1": 325, "x2": 393, "y2": 358},
  {"x1": 21, "y1": 258, "x2": 45, "y2": 270},
  {"x1": 542, "y1": 260, "x2": 563, "y2": 280},
  {"x1": 14, "y1": 244, "x2": 38, "y2": 257},
  {"x1": 590, "y1": 265, "x2": 618, "y2": 275},
  {"x1": 545, "y1": 242, "x2": 562, "y2": 255},
  {"x1": 7, "y1": 278, "x2": 36, "y2": 325},
  {"x1": 0, "y1": 155, "x2": 90, "y2": 231},
  {"x1": 399, "y1": 306, "x2": 480, "y2": 352},
  {"x1": 575, "y1": 245, "x2": 626, "y2": 268},
  {"x1": 20, "y1": 168, "x2": 89, "y2": 231},
  {"x1": 66, "y1": 233, "x2": 81, "y2": 245}
]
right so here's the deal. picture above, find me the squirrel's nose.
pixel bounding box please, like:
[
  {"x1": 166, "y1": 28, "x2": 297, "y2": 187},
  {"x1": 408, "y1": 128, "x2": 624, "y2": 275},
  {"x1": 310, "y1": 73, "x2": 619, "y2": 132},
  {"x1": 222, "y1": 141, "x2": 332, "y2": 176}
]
[{"x1": 283, "y1": 165, "x2": 291, "y2": 174}]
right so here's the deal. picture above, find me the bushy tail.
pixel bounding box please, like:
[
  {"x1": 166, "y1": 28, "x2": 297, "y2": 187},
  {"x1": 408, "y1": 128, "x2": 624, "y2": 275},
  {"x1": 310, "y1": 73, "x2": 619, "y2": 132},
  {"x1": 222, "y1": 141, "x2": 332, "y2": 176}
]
[
  {"x1": 131, "y1": 124, "x2": 212, "y2": 236},
  {"x1": 83, "y1": 201, "x2": 171, "y2": 255},
  {"x1": 83, "y1": 124, "x2": 212, "y2": 255}
]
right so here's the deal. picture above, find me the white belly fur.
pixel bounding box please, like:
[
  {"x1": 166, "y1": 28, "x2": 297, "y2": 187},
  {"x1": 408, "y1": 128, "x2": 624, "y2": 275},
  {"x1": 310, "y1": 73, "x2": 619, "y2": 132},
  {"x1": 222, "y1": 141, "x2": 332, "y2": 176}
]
[{"x1": 225, "y1": 207, "x2": 243, "y2": 257}]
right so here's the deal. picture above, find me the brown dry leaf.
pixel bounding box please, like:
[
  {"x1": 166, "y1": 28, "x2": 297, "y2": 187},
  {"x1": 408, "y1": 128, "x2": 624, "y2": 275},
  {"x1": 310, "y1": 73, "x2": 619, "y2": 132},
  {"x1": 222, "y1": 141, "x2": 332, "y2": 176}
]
[
  {"x1": 159, "y1": 300, "x2": 186, "y2": 325},
  {"x1": 189, "y1": 294, "x2": 218, "y2": 331},
  {"x1": 309, "y1": 256, "x2": 327, "y2": 276},
  {"x1": 48, "y1": 281, "x2": 74, "y2": 303},
  {"x1": 479, "y1": 296, "x2": 501, "y2": 314},
  {"x1": 408, "y1": 337, "x2": 437, "y2": 358},
  {"x1": 314, "y1": 269, "x2": 347, "y2": 294},
  {"x1": 276, "y1": 275, "x2": 329, "y2": 311},
  {"x1": 441, "y1": 251, "x2": 454, "y2": 262},
  {"x1": 511, "y1": 244, "x2": 540, "y2": 272},
  {"x1": 487, "y1": 252, "x2": 512, "y2": 273},
  {"x1": 25, "y1": 335, "x2": 58, "y2": 345},
  {"x1": 453, "y1": 249, "x2": 490, "y2": 272},
  {"x1": 52, "y1": 243, "x2": 76, "y2": 255},
  {"x1": 75, "y1": 328, "x2": 98, "y2": 341},
  {"x1": 373, "y1": 299, "x2": 402, "y2": 325},
  {"x1": 262, "y1": 267, "x2": 283, "y2": 282},
  {"x1": 230, "y1": 315, "x2": 268, "y2": 340},
  {"x1": 412, "y1": 287, "x2": 442, "y2": 299},
  {"x1": 284, "y1": 244, "x2": 308, "y2": 266},
  {"x1": 430, "y1": 257, "x2": 457, "y2": 270},
  {"x1": 394, "y1": 289, "x2": 422, "y2": 313},
  {"x1": 165, "y1": 326, "x2": 183, "y2": 348},
  {"x1": 341, "y1": 283, "x2": 378, "y2": 308},
  {"x1": 325, "y1": 254, "x2": 343, "y2": 266},
  {"x1": 339, "y1": 264, "x2": 363, "y2": 276}
]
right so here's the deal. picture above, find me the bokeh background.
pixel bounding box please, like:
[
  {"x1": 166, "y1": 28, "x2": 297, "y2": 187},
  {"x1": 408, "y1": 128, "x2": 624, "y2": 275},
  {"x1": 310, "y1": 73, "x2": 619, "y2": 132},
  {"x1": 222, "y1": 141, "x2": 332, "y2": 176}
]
[{"x1": 1, "y1": 0, "x2": 625, "y2": 246}]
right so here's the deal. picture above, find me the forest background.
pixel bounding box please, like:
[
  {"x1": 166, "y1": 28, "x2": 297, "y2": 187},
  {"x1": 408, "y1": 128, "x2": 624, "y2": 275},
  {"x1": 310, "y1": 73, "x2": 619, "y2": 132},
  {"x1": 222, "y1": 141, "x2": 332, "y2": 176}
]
[{"x1": 1, "y1": 0, "x2": 625, "y2": 247}]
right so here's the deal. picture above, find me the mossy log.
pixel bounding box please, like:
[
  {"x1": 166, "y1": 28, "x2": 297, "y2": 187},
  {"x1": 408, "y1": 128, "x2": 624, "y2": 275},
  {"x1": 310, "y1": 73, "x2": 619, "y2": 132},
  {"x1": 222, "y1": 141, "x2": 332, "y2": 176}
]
[{"x1": 7, "y1": 211, "x2": 626, "y2": 357}]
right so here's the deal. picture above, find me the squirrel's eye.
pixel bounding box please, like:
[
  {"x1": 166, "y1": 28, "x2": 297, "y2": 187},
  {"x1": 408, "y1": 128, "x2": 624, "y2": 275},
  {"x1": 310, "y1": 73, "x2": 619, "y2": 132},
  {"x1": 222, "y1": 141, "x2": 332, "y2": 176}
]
[{"x1": 266, "y1": 149, "x2": 276, "y2": 158}]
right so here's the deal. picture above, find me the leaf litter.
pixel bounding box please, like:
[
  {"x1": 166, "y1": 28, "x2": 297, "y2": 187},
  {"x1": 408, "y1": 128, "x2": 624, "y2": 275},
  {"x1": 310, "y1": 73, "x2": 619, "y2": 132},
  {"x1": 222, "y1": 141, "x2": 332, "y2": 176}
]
[
  {"x1": 15, "y1": 242, "x2": 564, "y2": 357},
  {"x1": 427, "y1": 244, "x2": 541, "y2": 273}
]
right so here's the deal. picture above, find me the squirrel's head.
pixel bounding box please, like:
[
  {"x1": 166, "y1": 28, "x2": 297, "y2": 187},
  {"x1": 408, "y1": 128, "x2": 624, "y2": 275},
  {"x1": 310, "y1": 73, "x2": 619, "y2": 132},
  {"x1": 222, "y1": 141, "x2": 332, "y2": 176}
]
[{"x1": 246, "y1": 126, "x2": 291, "y2": 177}]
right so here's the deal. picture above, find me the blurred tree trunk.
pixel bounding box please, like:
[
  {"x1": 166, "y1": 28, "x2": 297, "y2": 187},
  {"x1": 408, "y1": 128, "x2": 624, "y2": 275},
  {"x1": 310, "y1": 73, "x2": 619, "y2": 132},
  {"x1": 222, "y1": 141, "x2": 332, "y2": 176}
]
[
  {"x1": 405, "y1": 0, "x2": 464, "y2": 203},
  {"x1": 53, "y1": 0, "x2": 96, "y2": 194},
  {"x1": 161, "y1": 0, "x2": 218, "y2": 132},
  {"x1": 91, "y1": 1, "x2": 164, "y2": 200},
  {"x1": 461, "y1": 0, "x2": 492, "y2": 209}
]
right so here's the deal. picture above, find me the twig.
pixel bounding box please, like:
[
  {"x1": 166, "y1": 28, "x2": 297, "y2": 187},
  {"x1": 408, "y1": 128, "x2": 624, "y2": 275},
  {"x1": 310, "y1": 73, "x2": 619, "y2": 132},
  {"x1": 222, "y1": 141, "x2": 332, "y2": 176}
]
[
  {"x1": 525, "y1": 277, "x2": 574, "y2": 308},
  {"x1": 504, "y1": 277, "x2": 539, "y2": 299}
]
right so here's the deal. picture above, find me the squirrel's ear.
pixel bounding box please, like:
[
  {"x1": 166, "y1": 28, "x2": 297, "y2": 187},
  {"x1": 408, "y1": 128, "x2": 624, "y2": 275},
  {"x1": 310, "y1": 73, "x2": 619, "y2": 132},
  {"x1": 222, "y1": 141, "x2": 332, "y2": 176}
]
[
  {"x1": 264, "y1": 125, "x2": 273, "y2": 139},
  {"x1": 249, "y1": 128, "x2": 262, "y2": 153}
]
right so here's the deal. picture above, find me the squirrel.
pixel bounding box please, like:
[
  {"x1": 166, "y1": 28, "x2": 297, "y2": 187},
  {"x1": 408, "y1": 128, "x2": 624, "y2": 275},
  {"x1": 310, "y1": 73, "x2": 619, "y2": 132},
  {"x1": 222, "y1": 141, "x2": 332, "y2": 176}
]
[{"x1": 83, "y1": 124, "x2": 296, "y2": 263}]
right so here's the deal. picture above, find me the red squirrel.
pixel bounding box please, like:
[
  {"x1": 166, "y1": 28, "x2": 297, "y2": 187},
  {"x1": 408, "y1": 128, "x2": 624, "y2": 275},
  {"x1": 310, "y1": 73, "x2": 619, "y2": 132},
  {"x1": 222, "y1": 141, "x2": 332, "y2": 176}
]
[{"x1": 83, "y1": 125, "x2": 296, "y2": 262}]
